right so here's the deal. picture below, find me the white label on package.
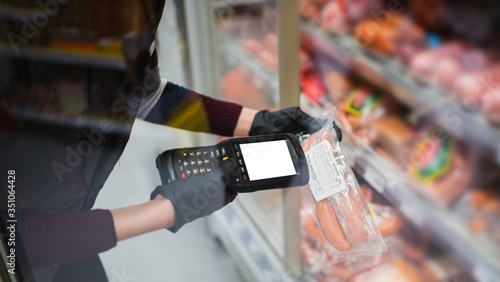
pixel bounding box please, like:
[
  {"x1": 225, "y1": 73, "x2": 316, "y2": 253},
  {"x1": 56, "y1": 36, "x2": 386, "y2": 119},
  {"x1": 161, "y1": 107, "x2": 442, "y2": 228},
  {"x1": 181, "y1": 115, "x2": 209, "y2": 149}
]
[{"x1": 306, "y1": 140, "x2": 348, "y2": 202}]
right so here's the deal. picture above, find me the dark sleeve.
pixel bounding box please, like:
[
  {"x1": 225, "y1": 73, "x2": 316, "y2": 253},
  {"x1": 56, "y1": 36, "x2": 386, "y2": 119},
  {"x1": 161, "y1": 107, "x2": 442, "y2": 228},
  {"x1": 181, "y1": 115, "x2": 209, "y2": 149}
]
[
  {"x1": 144, "y1": 82, "x2": 243, "y2": 137},
  {"x1": 22, "y1": 209, "x2": 116, "y2": 268}
]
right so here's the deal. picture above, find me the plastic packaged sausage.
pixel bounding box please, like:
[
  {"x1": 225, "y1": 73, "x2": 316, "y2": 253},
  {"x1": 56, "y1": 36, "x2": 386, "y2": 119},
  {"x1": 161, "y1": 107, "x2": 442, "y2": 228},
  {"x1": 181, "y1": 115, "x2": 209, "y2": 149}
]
[{"x1": 299, "y1": 110, "x2": 387, "y2": 264}]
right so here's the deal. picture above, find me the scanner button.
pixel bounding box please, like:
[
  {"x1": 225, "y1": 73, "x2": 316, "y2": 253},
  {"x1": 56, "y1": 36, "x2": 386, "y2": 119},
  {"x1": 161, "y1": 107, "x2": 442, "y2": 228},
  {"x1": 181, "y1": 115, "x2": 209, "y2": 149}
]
[
  {"x1": 222, "y1": 156, "x2": 228, "y2": 161},
  {"x1": 193, "y1": 168, "x2": 199, "y2": 175},
  {"x1": 197, "y1": 159, "x2": 203, "y2": 166},
  {"x1": 181, "y1": 172, "x2": 186, "y2": 179}
]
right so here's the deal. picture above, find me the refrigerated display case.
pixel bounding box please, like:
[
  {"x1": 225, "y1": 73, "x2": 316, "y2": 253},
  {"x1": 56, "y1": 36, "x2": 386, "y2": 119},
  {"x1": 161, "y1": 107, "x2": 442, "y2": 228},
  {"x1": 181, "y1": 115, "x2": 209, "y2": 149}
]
[{"x1": 175, "y1": 0, "x2": 500, "y2": 281}]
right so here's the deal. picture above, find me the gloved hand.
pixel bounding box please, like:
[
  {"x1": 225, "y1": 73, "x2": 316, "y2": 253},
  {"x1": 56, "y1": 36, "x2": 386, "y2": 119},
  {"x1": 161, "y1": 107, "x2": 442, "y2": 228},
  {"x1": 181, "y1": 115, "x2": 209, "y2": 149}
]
[
  {"x1": 249, "y1": 107, "x2": 342, "y2": 141},
  {"x1": 151, "y1": 171, "x2": 237, "y2": 233}
]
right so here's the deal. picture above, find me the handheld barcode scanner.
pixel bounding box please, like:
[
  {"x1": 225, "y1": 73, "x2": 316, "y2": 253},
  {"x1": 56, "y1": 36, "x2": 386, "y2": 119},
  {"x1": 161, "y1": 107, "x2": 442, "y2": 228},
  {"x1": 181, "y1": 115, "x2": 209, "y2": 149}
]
[{"x1": 156, "y1": 133, "x2": 309, "y2": 193}]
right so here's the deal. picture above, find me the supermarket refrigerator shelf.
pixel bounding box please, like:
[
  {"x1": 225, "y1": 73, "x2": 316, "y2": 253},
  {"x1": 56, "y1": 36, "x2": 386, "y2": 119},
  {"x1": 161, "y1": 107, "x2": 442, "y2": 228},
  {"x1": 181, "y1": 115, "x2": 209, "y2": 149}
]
[
  {"x1": 219, "y1": 24, "x2": 500, "y2": 281},
  {"x1": 300, "y1": 20, "x2": 500, "y2": 163},
  {"x1": 340, "y1": 133, "x2": 500, "y2": 282},
  {"x1": 0, "y1": 44, "x2": 126, "y2": 70}
]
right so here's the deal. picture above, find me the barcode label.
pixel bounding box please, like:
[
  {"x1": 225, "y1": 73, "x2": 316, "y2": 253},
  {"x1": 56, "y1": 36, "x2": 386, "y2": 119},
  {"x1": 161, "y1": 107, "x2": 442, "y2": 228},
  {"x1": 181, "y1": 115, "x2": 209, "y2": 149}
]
[{"x1": 306, "y1": 140, "x2": 348, "y2": 202}]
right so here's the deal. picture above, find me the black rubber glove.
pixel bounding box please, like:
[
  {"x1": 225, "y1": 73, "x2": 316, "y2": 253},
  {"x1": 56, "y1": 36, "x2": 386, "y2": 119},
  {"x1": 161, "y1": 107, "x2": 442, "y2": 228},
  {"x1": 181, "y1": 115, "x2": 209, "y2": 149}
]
[
  {"x1": 151, "y1": 171, "x2": 237, "y2": 233},
  {"x1": 249, "y1": 107, "x2": 342, "y2": 141}
]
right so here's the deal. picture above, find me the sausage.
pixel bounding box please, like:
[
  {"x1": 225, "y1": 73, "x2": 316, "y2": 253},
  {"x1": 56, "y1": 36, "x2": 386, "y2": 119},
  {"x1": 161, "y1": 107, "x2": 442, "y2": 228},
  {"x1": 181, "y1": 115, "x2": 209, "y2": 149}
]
[
  {"x1": 335, "y1": 189, "x2": 370, "y2": 245},
  {"x1": 305, "y1": 214, "x2": 326, "y2": 244},
  {"x1": 314, "y1": 198, "x2": 351, "y2": 251}
]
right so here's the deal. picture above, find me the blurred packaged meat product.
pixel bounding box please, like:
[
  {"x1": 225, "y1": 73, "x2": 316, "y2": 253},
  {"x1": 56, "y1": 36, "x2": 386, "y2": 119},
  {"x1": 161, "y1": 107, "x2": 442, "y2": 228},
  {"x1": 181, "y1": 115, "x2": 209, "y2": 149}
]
[
  {"x1": 373, "y1": 116, "x2": 416, "y2": 163},
  {"x1": 302, "y1": 73, "x2": 329, "y2": 105},
  {"x1": 430, "y1": 48, "x2": 492, "y2": 89},
  {"x1": 355, "y1": 15, "x2": 426, "y2": 60},
  {"x1": 464, "y1": 188, "x2": 500, "y2": 245},
  {"x1": 407, "y1": 131, "x2": 476, "y2": 204},
  {"x1": 343, "y1": 0, "x2": 383, "y2": 26},
  {"x1": 482, "y1": 90, "x2": 500, "y2": 125},
  {"x1": 451, "y1": 64, "x2": 500, "y2": 123},
  {"x1": 369, "y1": 203, "x2": 404, "y2": 237},
  {"x1": 349, "y1": 258, "x2": 424, "y2": 282},
  {"x1": 300, "y1": 0, "x2": 322, "y2": 21},
  {"x1": 410, "y1": 42, "x2": 466, "y2": 77},
  {"x1": 321, "y1": 0, "x2": 349, "y2": 32},
  {"x1": 322, "y1": 69, "x2": 352, "y2": 102},
  {"x1": 337, "y1": 87, "x2": 388, "y2": 145}
]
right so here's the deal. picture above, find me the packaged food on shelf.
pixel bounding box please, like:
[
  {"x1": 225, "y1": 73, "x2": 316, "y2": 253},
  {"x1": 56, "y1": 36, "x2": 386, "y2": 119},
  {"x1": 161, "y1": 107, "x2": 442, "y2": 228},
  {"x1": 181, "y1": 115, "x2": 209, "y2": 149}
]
[
  {"x1": 407, "y1": 130, "x2": 476, "y2": 204},
  {"x1": 349, "y1": 258, "x2": 425, "y2": 282},
  {"x1": 299, "y1": 111, "x2": 387, "y2": 263},
  {"x1": 451, "y1": 64, "x2": 500, "y2": 123},
  {"x1": 368, "y1": 202, "x2": 403, "y2": 237},
  {"x1": 430, "y1": 48, "x2": 492, "y2": 89},
  {"x1": 360, "y1": 185, "x2": 403, "y2": 237},
  {"x1": 461, "y1": 185, "x2": 500, "y2": 247},
  {"x1": 336, "y1": 87, "x2": 390, "y2": 146},
  {"x1": 320, "y1": 0, "x2": 349, "y2": 32},
  {"x1": 410, "y1": 42, "x2": 466, "y2": 77},
  {"x1": 372, "y1": 116, "x2": 416, "y2": 165},
  {"x1": 322, "y1": 68, "x2": 352, "y2": 102},
  {"x1": 343, "y1": 0, "x2": 384, "y2": 26},
  {"x1": 354, "y1": 14, "x2": 426, "y2": 62},
  {"x1": 300, "y1": 0, "x2": 322, "y2": 21},
  {"x1": 302, "y1": 72, "x2": 330, "y2": 106}
]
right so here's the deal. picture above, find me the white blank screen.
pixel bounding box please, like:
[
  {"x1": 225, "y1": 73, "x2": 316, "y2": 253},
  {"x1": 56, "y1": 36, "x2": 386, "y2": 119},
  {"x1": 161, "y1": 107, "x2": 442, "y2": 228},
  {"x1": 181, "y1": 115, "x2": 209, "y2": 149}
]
[{"x1": 240, "y1": 140, "x2": 297, "y2": 181}]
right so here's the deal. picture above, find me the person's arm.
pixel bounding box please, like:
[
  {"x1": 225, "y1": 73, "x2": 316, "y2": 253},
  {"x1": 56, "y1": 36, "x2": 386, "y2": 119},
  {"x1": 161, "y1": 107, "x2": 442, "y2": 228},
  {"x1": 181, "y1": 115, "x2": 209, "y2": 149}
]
[
  {"x1": 143, "y1": 82, "x2": 243, "y2": 136},
  {"x1": 110, "y1": 195, "x2": 174, "y2": 241},
  {"x1": 233, "y1": 108, "x2": 258, "y2": 136},
  {"x1": 21, "y1": 197, "x2": 175, "y2": 268}
]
